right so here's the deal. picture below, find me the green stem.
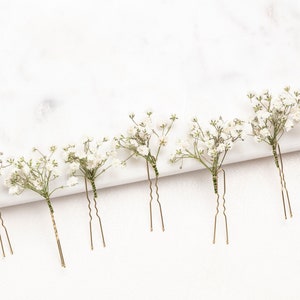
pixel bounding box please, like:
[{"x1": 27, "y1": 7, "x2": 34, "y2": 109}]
[
  {"x1": 151, "y1": 163, "x2": 159, "y2": 177},
  {"x1": 212, "y1": 171, "x2": 218, "y2": 195},
  {"x1": 91, "y1": 180, "x2": 98, "y2": 199},
  {"x1": 272, "y1": 143, "x2": 279, "y2": 168}
]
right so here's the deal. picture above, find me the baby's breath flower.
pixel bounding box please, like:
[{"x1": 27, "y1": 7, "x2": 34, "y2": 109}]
[
  {"x1": 260, "y1": 128, "x2": 271, "y2": 138},
  {"x1": 8, "y1": 185, "x2": 21, "y2": 195},
  {"x1": 67, "y1": 176, "x2": 79, "y2": 187},
  {"x1": 63, "y1": 137, "x2": 125, "y2": 184},
  {"x1": 248, "y1": 88, "x2": 300, "y2": 145},
  {"x1": 216, "y1": 143, "x2": 226, "y2": 153},
  {"x1": 6, "y1": 147, "x2": 65, "y2": 199},
  {"x1": 177, "y1": 139, "x2": 190, "y2": 151},
  {"x1": 115, "y1": 112, "x2": 177, "y2": 177},
  {"x1": 137, "y1": 145, "x2": 149, "y2": 156},
  {"x1": 284, "y1": 119, "x2": 294, "y2": 132},
  {"x1": 69, "y1": 161, "x2": 80, "y2": 172},
  {"x1": 159, "y1": 136, "x2": 167, "y2": 146}
]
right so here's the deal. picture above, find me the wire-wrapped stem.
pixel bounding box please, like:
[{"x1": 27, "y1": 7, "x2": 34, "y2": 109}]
[
  {"x1": 213, "y1": 171, "x2": 218, "y2": 195},
  {"x1": 45, "y1": 197, "x2": 65, "y2": 268},
  {"x1": 272, "y1": 143, "x2": 279, "y2": 168},
  {"x1": 91, "y1": 180, "x2": 106, "y2": 248},
  {"x1": 0, "y1": 210, "x2": 13, "y2": 256}
]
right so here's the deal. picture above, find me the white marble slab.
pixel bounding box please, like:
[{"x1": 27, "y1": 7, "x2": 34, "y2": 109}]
[{"x1": 0, "y1": 0, "x2": 300, "y2": 207}]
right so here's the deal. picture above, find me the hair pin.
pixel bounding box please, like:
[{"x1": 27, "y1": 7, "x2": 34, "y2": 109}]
[
  {"x1": 5, "y1": 146, "x2": 66, "y2": 267},
  {"x1": 171, "y1": 116, "x2": 244, "y2": 243},
  {"x1": 248, "y1": 87, "x2": 300, "y2": 219},
  {"x1": 115, "y1": 112, "x2": 177, "y2": 231},
  {"x1": 64, "y1": 137, "x2": 129, "y2": 250}
]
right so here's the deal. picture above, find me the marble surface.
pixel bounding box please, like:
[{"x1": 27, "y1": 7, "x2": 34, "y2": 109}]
[{"x1": 1, "y1": 0, "x2": 300, "y2": 207}]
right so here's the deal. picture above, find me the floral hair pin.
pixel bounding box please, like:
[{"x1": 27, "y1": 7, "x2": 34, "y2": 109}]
[
  {"x1": 63, "y1": 137, "x2": 127, "y2": 250},
  {"x1": 5, "y1": 146, "x2": 66, "y2": 267},
  {"x1": 115, "y1": 112, "x2": 177, "y2": 232},
  {"x1": 171, "y1": 116, "x2": 244, "y2": 244},
  {"x1": 0, "y1": 153, "x2": 13, "y2": 258},
  {"x1": 248, "y1": 87, "x2": 300, "y2": 219}
]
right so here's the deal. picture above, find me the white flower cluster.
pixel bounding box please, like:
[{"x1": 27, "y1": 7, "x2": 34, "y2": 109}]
[
  {"x1": 171, "y1": 116, "x2": 244, "y2": 170},
  {"x1": 63, "y1": 137, "x2": 121, "y2": 184},
  {"x1": 5, "y1": 146, "x2": 62, "y2": 197},
  {"x1": 248, "y1": 88, "x2": 300, "y2": 143},
  {"x1": 115, "y1": 112, "x2": 177, "y2": 175}
]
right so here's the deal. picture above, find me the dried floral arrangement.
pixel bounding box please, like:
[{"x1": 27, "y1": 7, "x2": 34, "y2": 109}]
[
  {"x1": 248, "y1": 87, "x2": 300, "y2": 219},
  {"x1": 114, "y1": 112, "x2": 177, "y2": 231},
  {"x1": 63, "y1": 137, "x2": 128, "y2": 250},
  {"x1": 5, "y1": 146, "x2": 67, "y2": 267},
  {"x1": 171, "y1": 116, "x2": 244, "y2": 243}
]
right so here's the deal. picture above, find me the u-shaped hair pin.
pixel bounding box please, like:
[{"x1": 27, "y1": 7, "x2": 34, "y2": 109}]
[
  {"x1": 84, "y1": 177, "x2": 106, "y2": 249},
  {"x1": 276, "y1": 144, "x2": 292, "y2": 219},
  {"x1": 171, "y1": 116, "x2": 244, "y2": 243},
  {"x1": 212, "y1": 169, "x2": 229, "y2": 244},
  {"x1": 115, "y1": 112, "x2": 177, "y2": 232},
  {"x1": 0, "y1": 211, "x2": 13, "y2": 258},
  {"x1": 248, "y1": 87, "x2": 299, "y2": 219},
  {"x1": 146, "y1": 161, "x2": 165, "y2": 232}
]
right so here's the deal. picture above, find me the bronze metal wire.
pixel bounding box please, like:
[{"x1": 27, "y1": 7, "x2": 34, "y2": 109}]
[
  {"x1": 146, "y1": 161, "x2": 154, "y2": 231},
  {"x1": 146, "y1": 161, "x2": 165, "y2": 231},
  {"x1": 277, "y1": 144, "x2": 293, "y2": 219},
  {"x1": 84, "y1": 177, "x2": 106, "y2": 249},
  {"x1": 212, "y1": 169, "x2": 229, "y2": 244},
  {"x1": 84, "y1": 177, "x2": 94, "y2": 250},
  {"x1": 0, "y1": 211, "x2": 13, "y2": 257},
  {"x1": 48, "y1": 204, "x2": 65, "y2": 267},
  {"x1": 92, "y1": 194, "x2": 106, "y2": 248}
]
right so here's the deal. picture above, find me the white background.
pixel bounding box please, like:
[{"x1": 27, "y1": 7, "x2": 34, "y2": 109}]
[{"x1": 1, "y1": 0, "x2": 300, "y2": 299}]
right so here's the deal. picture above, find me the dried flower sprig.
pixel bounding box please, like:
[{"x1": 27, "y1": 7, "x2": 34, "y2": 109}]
[
  {"x1": 171, "y1": 116, "x2": 244, "y2": 243},
  {"x1": 0, "y1": 152, "x2": 13, "y2": 258},
  {"x1": 248, "y1": 87, "x2": 300, "y2": 219},
  {"x1": 115, "y1": 112, "x2": 177, "y2": 231},
  {"x1": 63, "y1": 137, "x2": 128, "y2": 250},
  {"x1": 5, "y1": 146, "x2": 66, "y2": 267}
]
